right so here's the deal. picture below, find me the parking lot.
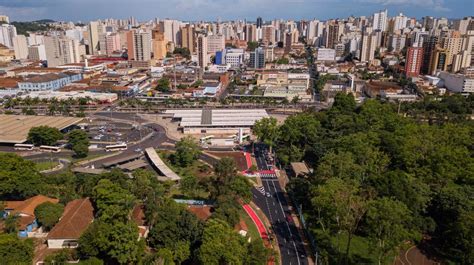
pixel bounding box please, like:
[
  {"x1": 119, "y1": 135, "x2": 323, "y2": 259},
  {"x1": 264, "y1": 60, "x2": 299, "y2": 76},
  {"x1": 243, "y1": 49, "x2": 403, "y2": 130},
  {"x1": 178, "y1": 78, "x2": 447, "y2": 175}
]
[{"x1": 86, "y1": 118, "x2": 153, "y2": 147}]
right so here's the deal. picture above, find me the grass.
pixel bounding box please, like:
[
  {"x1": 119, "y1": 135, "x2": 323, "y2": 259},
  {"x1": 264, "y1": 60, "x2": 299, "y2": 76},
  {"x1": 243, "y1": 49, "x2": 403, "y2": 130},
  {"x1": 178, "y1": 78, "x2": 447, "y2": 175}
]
[
  {"x1": 36, "y1": 161, "x2": 59, "y2": 171},
  {"x1": 240, "y1": 208, "x2": 261, "y2": 242}
]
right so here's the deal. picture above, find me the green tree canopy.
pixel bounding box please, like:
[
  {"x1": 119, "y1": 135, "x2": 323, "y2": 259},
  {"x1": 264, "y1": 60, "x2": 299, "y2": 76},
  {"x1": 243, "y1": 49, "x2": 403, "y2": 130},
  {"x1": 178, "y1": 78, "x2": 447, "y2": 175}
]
[
  {"x1": 0, "y1": 234, "x2": 34, "y2": 264},
  {"x1": 27, "y1": 126, "x2": 63, "y2": 146},
  {"x1": 68, "y1": 129, "x2": 90, "y2": 158},
  {"x1": 0, "y1": 153, "x2": 43, "y2": 200},
  {"x1": 174, "y1": 136, "x2": 201, "y2": 167},
  {"x1": 34, "y1": 202, "x2": 64, "y2": 231}
]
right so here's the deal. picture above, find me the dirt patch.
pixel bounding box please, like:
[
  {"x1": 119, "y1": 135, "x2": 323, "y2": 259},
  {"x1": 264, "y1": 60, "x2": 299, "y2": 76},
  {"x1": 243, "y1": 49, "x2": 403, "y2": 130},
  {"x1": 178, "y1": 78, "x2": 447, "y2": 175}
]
[{"x1": 207, "y1": 151, "x2": 249, "y2": 171}]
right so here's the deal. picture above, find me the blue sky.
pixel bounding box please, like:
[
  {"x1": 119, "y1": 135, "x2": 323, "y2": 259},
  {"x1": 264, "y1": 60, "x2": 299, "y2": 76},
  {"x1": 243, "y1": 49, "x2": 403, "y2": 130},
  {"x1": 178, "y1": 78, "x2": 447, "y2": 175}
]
[{"x1": 1, "y1": 0, "x2": 472, "y2": 22}]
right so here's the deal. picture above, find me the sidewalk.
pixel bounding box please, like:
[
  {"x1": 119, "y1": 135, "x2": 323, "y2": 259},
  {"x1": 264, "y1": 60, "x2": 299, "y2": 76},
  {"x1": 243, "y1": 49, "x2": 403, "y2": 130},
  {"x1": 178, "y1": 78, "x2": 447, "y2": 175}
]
[{"x1": 250, "y1": 201, "x2": 282, "y2": 265}]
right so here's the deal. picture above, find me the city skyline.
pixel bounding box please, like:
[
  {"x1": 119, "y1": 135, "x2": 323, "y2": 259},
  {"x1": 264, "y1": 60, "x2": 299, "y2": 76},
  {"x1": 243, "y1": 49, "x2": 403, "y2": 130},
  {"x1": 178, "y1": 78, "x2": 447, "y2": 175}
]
[{"x1": 1, "y1": 0, "x2": 472, "y2": 22}]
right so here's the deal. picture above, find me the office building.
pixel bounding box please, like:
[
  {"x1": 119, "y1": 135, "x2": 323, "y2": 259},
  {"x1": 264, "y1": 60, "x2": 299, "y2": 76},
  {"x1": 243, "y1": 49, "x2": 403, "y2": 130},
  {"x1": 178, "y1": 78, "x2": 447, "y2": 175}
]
[
  {"x1": 88, "y1": 21, "x2": 103, "y2": 55},
  {"x1": 249, "y1": 47, "x2": 265, "y2": 69}
]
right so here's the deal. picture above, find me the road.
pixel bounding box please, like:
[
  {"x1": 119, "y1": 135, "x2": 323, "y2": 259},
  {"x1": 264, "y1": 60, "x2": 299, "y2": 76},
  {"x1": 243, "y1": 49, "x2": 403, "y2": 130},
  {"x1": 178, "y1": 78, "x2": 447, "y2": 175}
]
[{"x1": 252, "y1": 144, "x2": 307, "y2": 265}]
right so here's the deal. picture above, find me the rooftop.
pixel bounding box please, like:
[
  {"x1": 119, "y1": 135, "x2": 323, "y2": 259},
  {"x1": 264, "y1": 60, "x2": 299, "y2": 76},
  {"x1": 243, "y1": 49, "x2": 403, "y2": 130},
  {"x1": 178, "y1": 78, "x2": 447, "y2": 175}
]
[
  {"x1": 5, "y1": 195, "x2": 59, "y2": 217},
  {"x1": 47, "y1": 198, "x2": 94, "y2": 240},
  {"x1": 0, "y1": 114, "x2": 83, "y2": 143},
  {"x1": 165, "y1": 109, "x2": 268, "y2": 128}
]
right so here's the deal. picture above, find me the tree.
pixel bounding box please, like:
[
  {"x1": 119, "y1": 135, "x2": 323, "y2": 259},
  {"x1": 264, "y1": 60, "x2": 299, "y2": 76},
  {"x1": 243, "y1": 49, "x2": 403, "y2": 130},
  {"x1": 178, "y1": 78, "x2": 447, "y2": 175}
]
[
  {"x1": 247, "y1": 41, "x2": 259, "y2": 51},
  {"x1": 35, "y1": 202, "x2": 64, "y2": 231},
  {"x1": 311, "y1": 178, "x2": 367, "y2": 264},
  {"x1": 0, "y1": 234, "x2": 34, "y2": 264},
  {"x1": 27, "y1": 126, "x2": 63, "y2": 146},
  {"x1": 174, "y1": 136, "x2": 201, "y2": 167},
  {"x1": 92, "y1": 179, "x2": 136, "y2": 222},
  {"x1": 148, "y1": 199, "x2": 203, "y2": 263},
  {"x1": 156, "y1": 78, "x2": 171, "y2": 92},
  {"x1": 365, "y1": 198, "x2": 413, "y2": 265},
  {"x1": 79, "y1": 220, "x2": 144, "y2": 264},
  {"x1": 44, "y1": 249, "x2": 73, "y2": 265},
  {"x1": 68, "y1": 129, "x2": 90, "y2": 158},
  {"x1": 3, "y1": 214, "x2": 19, "y2": 234},
  {"x1": 198, "y1": 219, "x2": 248, "y2": 265},
  {"x1": 246, "y1": 238, "x2": 272, "y2": 265},
  {"x1": 0, "y1": 153, "x2": 43, "y2": 200},
  {"x1": 253, "y1": 117, "x2": 279, "y2": 153}
]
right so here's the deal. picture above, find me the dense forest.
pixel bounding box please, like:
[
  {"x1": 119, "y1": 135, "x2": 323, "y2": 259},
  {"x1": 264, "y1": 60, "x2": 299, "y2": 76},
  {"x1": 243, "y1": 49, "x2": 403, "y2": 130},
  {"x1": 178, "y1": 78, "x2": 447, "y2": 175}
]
[
  {"x1": 9, "y1": 20, "x2": 54, "y2": 36},
  {"x1": 258, "y1": 94, "x2": 473, "y2": 264}
]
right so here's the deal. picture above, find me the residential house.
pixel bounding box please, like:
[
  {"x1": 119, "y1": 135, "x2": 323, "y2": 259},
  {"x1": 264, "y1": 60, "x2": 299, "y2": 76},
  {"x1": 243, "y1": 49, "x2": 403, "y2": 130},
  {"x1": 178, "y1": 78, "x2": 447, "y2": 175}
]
[{"x1": 3, "y1": 195, "x2": 59, "y2": 237}]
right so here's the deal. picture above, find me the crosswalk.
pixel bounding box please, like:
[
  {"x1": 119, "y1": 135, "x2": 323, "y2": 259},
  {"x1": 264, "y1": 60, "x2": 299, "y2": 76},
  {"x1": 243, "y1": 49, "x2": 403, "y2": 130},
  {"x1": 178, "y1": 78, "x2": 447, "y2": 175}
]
[
  {"x1": 260, "y1": 173, "x2": 278, "y2": 179},
  {"x1": 257, "y1": 186, "x2": 265, "y2": 195}
]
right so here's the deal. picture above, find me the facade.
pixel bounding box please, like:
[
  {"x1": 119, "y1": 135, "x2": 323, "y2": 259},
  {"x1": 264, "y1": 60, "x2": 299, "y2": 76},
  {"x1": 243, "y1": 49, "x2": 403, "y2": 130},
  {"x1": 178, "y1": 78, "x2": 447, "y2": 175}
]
[
  {"x1": 132, "y1": 30, "x2": 152, "y2": 62},
  {"x1": 181, "y1": 24, "x2": 195, "y2": 53},
  {"x1": 44, "y1": 36, "x2": 81, "y2": 67},
  {"x1": 18, "y1": 72, "x2": 83, "y2": 91},
  {"x1": 250, "y1": 47, "x2": 265, "y2": 69},
  {"x1": 198, "y1": 35, "x2": 209, "y2": 68},
  {"x1": 28, "y1": 45, "x2": 47, "y2": 61},
  {"x1": 439, "y1": 71, "x2": 474, "y2": 93},
  {"x1": 316, "y1": 48, "x2": 336, "y2": 61},
  {"x1": 13, "y1": 35, "x2": 28, "y2": 59},
  {"x1": 405, "y1": 47, "x2": 424, "y2": 77},
  {"x1": 88, "y1": 21, "x2": 103, "y2": 55},
  {"x1": 372, "y1": 9, "x2": 388, "y2": 31},
  {"x1": 0, "y1": 24, "x2": 17, "y2": 48},
  {"x1": 207, "y1": 34, "x2": 225, "y2": 54},
  {"x1": 152, "y1": 29, "x2": 167, "y2": 60}
]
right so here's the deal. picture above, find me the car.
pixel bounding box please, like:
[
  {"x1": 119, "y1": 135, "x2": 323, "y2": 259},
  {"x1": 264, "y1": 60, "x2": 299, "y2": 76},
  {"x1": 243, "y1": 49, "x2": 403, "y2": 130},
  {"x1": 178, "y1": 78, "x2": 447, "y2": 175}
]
[{"x1": 266, "y1": 192, "x2": 271, "y2": 198}]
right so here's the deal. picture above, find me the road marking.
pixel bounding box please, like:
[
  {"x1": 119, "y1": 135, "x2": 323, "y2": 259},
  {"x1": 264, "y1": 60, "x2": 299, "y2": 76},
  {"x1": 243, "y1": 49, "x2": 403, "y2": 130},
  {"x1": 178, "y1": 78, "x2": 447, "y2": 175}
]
[{"x1": 271, "y1": 180, "x2": 301, "y2": 265}]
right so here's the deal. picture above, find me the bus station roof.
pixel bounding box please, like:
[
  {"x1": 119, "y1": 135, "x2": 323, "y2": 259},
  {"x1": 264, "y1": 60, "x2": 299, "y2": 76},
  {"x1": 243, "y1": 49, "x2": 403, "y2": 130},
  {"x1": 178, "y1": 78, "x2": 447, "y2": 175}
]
[{"x1": 0, "y1": 114, "x2": 83, "y2": 144}]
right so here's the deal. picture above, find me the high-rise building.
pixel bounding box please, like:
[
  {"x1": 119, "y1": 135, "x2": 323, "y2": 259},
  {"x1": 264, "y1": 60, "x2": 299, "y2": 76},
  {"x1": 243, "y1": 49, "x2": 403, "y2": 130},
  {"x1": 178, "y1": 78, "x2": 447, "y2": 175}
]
[
  {"x1": 181, "y1": 24, "x2": 195, "y2": 53},
  {"x1": 152, "y1": 29, "x2": 167, "y2": 60},
  {"x1": 28, "y1": 45, "x2": 47, "y2": 61},
  {"x1": 405, "y1": 47, "x2": 424, "y2": 77},
  {"x1": 442, "y1": 32, "x2": 464, "y2": 69},
  {"x1": 44, "y1": 36, "x2": 81, "y2": 67},
  {"x1": 256, "y1": 17, "x2": 263, "y2": 28},
  {"x1": 197, "y1": 35, "x2": 209, "y2": 68},
  {"x1": 372, "y1": 9, "x2": 388, "y2": 32},
  {"x1": 13, "y1": 35, "x2": 28, "y2": 59},
  {"x1": 0, "y1": 24, "x2": 17, "y2": 48},
  {"x1": 207, "y1": 34, "x2": 225, "y2": 54},
  {"x1": 160, "y1": 19, "x2": 180, "y2": 45},
  {"x1": 245, "y1": 24, "x2": 257, "y2": 42},
  {"x1": 249, "y1": 47, "x2": 265, "y2": 69},
  {"x1": 324, "y1": 22, "x2": 340, "y2": 49},
  {"x1": 132, "y1": 30, "x2": 152, "y2": 62},
  {"x1": 262, "y1": 25, "x2": 275, "y2": 45},
  {"x1": 421, "y1": 36, "x2": 439, "y2": 74},
  {"x1": 360, "y1": 32, "x2": 377, "y2": 62},
  {"x1": 105, "y1": 33, "x2": 121, "y2": 56},
  {"x1": 429, "y1": 48, "x2": 448, "y2": 75},
  {"x1": 88, "y1": 21, "x2": 103, "y2": 55}
]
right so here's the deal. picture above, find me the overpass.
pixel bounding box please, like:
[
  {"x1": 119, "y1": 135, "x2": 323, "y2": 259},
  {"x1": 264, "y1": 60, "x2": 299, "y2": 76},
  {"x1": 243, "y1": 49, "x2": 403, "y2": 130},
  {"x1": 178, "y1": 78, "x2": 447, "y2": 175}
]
[{"x1": 145, "y1": 147, "x2": 181, "y2": 181}]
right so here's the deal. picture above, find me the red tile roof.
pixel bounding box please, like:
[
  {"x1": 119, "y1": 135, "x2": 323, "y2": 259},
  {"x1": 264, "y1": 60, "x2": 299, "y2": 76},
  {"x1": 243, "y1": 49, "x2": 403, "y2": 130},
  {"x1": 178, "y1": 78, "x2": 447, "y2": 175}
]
[{"x1": 47, "y1": 198, "x2": 94, "y2": 240}]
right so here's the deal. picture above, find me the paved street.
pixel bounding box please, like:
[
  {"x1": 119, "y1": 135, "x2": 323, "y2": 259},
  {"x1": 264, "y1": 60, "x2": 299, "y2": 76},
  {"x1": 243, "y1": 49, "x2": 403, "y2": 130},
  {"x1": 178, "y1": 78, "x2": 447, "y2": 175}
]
[{"x1": 252, "y1": 145, "x2": 307, "y2": 265}]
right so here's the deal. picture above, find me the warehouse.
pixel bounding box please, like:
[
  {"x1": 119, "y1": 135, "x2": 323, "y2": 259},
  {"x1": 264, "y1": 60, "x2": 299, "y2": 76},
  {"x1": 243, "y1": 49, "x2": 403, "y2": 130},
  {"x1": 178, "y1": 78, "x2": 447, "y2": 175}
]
[
  {"x1": 0, "y1": 114, "x2": 83, "y2": 144},
  {"x1": 164, "y1": 109, "x2": 268, "y2": 135}
]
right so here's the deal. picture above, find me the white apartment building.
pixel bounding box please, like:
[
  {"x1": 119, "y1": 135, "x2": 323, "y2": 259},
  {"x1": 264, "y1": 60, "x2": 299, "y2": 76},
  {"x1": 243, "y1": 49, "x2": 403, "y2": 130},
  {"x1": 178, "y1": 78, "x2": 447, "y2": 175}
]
[
  {"x1": 0, "y1": 24, "x2": 17, "y2": 48},
  {"x1": 13, "y1": 35, "x2": 28, "y2": 59}
]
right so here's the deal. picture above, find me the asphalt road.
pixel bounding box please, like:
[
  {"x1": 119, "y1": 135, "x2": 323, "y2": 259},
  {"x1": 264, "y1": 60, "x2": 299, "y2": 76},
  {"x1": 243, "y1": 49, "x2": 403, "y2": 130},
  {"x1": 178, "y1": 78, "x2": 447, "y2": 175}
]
[{"x1": 252, "y1": 145, "x2": 307, "y2": 265}]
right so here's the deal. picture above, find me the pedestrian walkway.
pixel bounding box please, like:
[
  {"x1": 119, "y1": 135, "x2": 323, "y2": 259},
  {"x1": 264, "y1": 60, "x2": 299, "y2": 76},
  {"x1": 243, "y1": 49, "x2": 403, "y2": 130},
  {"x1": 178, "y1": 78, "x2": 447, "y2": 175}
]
[
  {"x1": 260, "y1": 172, "x2": 278, "y2": 179},
  {"x1": 242, "y1": 204, "x2": 268, "y2": 240}
]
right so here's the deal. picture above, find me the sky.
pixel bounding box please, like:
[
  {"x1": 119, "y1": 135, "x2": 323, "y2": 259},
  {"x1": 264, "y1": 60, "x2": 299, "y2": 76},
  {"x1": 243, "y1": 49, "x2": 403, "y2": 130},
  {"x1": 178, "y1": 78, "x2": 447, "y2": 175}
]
[{"x1": 0, "y1": 0, "x2": 472, "y2": 22}]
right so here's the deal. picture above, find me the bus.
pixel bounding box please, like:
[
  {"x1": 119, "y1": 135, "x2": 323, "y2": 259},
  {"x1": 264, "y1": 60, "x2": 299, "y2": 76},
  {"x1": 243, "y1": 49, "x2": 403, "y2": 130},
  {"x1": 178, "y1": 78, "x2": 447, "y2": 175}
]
[
  {"x1": 39, "y1": 145, "x2": 61, "y2": 153},
  {"x1": 14, "y1": 144, "x2": 34, "y2": 151},
  {"x1": 105, "y1": 143, "x2": 127, "y2": 152},
  {"x1": 200, "y1": 135, "x2": 215, "y2": 144}
]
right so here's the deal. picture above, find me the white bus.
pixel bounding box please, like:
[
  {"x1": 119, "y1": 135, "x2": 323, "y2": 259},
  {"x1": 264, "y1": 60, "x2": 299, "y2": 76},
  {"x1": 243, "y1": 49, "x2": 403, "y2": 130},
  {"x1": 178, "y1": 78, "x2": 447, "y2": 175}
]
[
  {"x1": 200, "y1": 135, "x2": 215, "y2": 144},
  {"x1": 105, "y1": 143, "x2": 127, "y2": 152},
  {"x1": 14, "y1": 144, "x2": 34, "y2": 151},
  {"x1": 39, "y1": 145, "x2": 61, "y2": 153}
]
